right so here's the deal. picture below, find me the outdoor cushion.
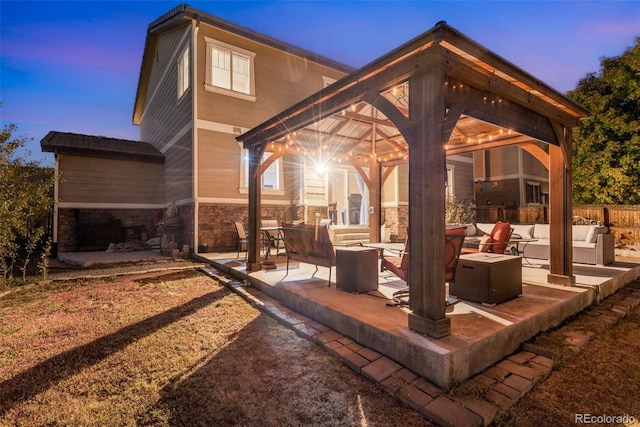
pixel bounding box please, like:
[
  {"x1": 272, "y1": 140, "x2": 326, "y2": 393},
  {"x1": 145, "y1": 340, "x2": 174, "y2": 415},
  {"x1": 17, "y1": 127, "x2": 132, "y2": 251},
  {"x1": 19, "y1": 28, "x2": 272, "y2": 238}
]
[
  {"x1": 585, "y1": 225, "x2": 607, "y2": 243},
  {"x1": 511, "y1": 224, "x2": 535, "y2": 239},
  {"x1": 479, "y1": 234, "x2": 493, "y2": 252},
  {"x1": 490, "y1": 221, "x2": 511, "y2": 254},
  {"x1": 533, "y1": 224, "x2": 550, "y2": 239}
]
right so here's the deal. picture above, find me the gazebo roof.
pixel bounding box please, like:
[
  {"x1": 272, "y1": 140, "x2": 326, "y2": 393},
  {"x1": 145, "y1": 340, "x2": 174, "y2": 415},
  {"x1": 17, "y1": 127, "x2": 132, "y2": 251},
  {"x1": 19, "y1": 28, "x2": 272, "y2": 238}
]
[{"x1": 237, "y1": 21, "x2": 588, "y2": 165}]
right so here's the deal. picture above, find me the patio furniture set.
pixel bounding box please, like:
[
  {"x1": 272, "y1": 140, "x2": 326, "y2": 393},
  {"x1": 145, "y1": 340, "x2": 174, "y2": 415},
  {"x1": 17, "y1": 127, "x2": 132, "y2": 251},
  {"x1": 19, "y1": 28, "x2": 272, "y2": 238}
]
[{"x1": 232, "y1": 219, "x2": 615, "y2": 307}]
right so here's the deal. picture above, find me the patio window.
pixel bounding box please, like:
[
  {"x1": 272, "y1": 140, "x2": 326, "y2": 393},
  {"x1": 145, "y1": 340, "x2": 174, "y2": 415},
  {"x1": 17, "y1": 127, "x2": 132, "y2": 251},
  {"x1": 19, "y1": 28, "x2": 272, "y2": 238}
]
[
  {"x1": 205, "y1": 37, "x2": 256, "y2": 101},
  {"x1": 240, "y1": 149, "x2": 282, "y2": 191},
  {"x1": 526, "y1": 181, "x2": 541, "y2": 204},
  {"x1": 177, "y1": 46, "x2": 190, "y2": 100}
]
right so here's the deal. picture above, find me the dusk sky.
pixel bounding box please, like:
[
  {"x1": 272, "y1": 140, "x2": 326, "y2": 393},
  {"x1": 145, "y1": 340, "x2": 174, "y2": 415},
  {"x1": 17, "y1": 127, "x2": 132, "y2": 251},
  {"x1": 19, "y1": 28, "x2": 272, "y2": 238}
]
[{"x1": 1, "y1": 1, "x2": 639, "y2": 166}]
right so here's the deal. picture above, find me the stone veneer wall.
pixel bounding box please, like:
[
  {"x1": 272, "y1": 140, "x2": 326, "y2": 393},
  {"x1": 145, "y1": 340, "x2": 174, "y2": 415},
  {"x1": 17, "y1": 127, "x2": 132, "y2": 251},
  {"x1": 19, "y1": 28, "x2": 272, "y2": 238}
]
[
  {"x1": 57, "y1": 208, "x2": 162, "y2": 252},
  {"x1": 198, "y1": 203, "x2": 304, "y2": 252},
  {"x1": 383, "y1": 206, "x2": 408, "y2": 240}
]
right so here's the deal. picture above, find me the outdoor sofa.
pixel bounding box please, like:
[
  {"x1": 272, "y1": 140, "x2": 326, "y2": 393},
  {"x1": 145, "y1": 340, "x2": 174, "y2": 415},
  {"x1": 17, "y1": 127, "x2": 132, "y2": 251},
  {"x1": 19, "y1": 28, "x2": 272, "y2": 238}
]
[{"x1": 469, "y1": 223, "x2": 615, "y2": 266}]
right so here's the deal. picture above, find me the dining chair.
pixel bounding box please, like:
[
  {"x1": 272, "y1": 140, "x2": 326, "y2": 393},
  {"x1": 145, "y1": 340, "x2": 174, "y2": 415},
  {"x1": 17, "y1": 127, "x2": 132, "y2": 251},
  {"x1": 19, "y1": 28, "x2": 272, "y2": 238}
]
[
  {"x1": 232, "y1": 220, "x2": 249, "y2": 260},
  {"x1": 261, "y1": 219, "x2": 284, "y2": 258}
]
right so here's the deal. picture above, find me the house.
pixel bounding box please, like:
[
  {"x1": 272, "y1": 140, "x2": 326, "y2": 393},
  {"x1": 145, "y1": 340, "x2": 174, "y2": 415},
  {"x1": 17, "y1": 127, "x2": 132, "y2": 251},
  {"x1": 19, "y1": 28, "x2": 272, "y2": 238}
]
[
  {"x1": 41, "y1": 4, "x2": 479, "y2": 254},
  {"x1": 42, "y1": 4, "x2": 557, "y2": 257}
]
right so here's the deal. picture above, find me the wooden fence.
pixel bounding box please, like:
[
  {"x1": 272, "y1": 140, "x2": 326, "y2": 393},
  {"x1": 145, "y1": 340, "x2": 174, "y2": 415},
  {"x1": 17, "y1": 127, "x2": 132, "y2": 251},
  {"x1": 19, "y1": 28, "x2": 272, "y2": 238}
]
[{"x1": 477, "y1": 205, "x2": 640, "y2": 248}]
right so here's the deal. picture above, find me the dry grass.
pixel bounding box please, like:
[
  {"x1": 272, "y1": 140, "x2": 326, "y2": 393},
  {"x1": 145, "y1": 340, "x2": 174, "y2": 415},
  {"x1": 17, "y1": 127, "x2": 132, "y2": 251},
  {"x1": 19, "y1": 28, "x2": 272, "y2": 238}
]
[
  {"x1": 495, "y1": 285, "x2": 640, "y2": 426},
  {"x1": 0, "y1": 270, "x2": 432, "y2": 426}
]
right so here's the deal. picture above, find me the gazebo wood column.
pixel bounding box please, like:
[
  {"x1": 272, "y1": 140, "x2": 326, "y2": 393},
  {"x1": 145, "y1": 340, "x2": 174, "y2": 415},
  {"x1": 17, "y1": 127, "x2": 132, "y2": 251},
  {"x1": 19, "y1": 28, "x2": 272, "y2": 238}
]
[
  {"x1": 548, "y1": 138, "x2": 575, "y2": 285},
  {"x1": 369, "y1": 162, "x2": 381, "y2": 242},
  {"x1": 247, "y1": 144, "x2": 265, "y2": 271},
  {"x1": 406, "y1": 67, "x2": 450, "y2": 338}
]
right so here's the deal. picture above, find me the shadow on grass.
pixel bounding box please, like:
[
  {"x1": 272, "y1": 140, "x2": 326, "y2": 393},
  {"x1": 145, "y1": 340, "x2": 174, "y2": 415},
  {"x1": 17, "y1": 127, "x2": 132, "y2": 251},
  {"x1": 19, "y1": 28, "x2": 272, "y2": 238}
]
[{"x1": 0, "y1": 288, "x2": 227, "y2": 415}]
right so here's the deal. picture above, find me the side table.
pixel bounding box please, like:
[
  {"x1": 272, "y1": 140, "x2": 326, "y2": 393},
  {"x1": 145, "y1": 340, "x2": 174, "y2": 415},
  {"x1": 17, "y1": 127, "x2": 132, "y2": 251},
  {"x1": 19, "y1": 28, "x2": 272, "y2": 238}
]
[
  {"x1": 451, "y1": 253, "x2": 522, "y2": 305},
  {"x1": 336, "y1": 247, "x2": 378, "y2": 293}
]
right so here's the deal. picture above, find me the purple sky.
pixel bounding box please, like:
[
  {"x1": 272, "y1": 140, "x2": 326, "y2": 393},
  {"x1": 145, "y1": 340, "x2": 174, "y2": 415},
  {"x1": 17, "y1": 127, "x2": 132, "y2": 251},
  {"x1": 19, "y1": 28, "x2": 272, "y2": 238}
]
[{"x1": 1, "y1": 1, "x2": 639, "y2": 167}]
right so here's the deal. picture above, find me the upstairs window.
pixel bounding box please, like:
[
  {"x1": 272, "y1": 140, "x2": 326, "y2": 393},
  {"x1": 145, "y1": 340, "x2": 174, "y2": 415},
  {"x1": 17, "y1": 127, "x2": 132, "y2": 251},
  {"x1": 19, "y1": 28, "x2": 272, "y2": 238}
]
[
  {"x1": 205, "y1": 37, "x2": 256, "y2": 101},
  {"x1": 177, "y1": 46, "x2": 190, "y2": 99}
]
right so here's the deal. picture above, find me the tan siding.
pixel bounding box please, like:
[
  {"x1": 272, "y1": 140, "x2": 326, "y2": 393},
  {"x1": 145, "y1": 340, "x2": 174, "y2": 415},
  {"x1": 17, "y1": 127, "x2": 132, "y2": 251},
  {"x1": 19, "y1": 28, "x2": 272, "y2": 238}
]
[
  {"x1": 195, "y1": 25, "x2": 347, "y2": 129},
  {"x1": 488, "y1": 146, "x2": 520, "y2": 177},
  {"x1": 165, "y1": 133, "x2": 193, "y2": 202},
  {"x1": 197, "y1": 129, "x2": 298, "y2": 202},
  {"x1": 447, "y1": 157, "x2": 474, "y2": 203},
  {"x1": 139, "y1": 24, "x2": 194, "y2": 205},
  {"x1": 382, "y1": 167, "x2": 397, "y2": 203},
  {"x1": 521, "y1": 147, "x2": 549, "y2": 179},
  {"x1": 198, "y1": 130, "x2": 242, "y2": 198},
  {"x1": 398, "y1": 164, "x2": 409, "y2": 203},
  {"x1": 58, "y1": 155, "x2": 163, "y2": 204}
]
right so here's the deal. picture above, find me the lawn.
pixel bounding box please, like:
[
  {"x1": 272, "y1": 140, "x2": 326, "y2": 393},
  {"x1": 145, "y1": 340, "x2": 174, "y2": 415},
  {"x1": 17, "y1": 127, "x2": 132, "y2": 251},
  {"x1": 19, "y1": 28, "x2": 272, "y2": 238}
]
[
  {"x1": 0, "y1": 269, "x2": 432, "y2": 426},
  {"x1": 2, "y1": 267, "x2": 640, "y2": 426}
]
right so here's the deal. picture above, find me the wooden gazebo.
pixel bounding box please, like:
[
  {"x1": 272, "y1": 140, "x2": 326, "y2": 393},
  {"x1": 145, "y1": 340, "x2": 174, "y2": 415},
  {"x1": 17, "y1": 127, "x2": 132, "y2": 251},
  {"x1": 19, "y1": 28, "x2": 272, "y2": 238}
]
[{"x1": 236, "y1": 22, "x2": 589, "y2": 338}]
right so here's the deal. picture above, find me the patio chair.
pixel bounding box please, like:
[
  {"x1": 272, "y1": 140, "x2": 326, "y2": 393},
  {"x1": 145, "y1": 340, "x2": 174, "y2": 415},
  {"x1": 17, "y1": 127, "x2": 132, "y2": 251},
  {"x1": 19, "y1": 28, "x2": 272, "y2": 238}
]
[
  {"x1": 383, "y1": 227, "x2": 467, "y2": 306},
  {"x1": 261, "y1": 219, "x2": 284, "y2": 258},
  {"x1": 462, "y1": 221, "x2": 513, "y2": 255},
  {"x1": 232, "y1": 220, "x2": 249, "y2": 260}
]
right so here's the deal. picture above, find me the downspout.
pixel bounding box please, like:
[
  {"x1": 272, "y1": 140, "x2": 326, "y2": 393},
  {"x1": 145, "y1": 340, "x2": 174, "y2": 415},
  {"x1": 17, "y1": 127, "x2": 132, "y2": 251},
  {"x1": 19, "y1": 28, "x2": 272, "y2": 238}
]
[
  {"x1": 518, "y1": 147, "x2": 525, "y2": 206},
  {"x1": 52, "y1": 153, "x2": 59, "y2": 255},
  {"x1": 192, "y1": 17, "x2": 200, "y2": 254}
]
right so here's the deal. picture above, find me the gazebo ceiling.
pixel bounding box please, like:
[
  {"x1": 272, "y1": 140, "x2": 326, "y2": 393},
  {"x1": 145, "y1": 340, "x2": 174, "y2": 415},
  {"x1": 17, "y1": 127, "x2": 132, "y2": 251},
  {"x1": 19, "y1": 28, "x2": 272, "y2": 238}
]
[{"x1": 262, "y1": 80, "x2": 534, "y2": 167}]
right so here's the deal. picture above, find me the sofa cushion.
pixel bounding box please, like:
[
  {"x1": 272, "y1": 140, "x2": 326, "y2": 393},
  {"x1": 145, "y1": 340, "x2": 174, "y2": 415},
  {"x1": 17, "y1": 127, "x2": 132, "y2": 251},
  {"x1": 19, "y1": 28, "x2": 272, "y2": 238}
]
[
  {"x1": 573, "y1": 225, "x2": 594, "y2": 242},
  {"x1": 476, "y1": 223, "x2": 495, "y2": 235},
  {"x1": 585, "y1": 225, "x2": 607, "y2": 243},
  {"x1": 511, "y1": 224, "x2": 535, "y2": 239},
  {"x1": 533, "y1": 224, "x2": 550, "y2": 239}
]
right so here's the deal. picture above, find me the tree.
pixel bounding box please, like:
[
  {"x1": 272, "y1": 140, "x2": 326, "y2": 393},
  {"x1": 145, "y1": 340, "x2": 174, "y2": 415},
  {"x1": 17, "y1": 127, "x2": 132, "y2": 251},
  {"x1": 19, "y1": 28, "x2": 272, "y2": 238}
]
[
  {"x1": 0, "y1": 124, "x2": 54, "y2": 284},
  {"x1": 568, "y1": 38, "x2": 640, "y2": 205}
]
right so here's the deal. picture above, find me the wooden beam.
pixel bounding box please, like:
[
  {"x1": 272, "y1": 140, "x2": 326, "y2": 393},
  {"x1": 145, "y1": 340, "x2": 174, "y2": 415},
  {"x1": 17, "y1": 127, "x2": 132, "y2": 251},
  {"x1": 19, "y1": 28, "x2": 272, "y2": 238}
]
[
  {"x1": 247, "y1": 144, "x2": 265, "y2": 271},
  {"x1": 441, "y1": 51, "x2": 583, "y2": 128},
  {"x1": 520, "y1": 142, "x2": 549, "y2": 169},
  {"x1": 369, "y1": 162, "x2": 382, "y2": 243},
  {"x1": 407, "y1": 63, "x2": 451, "y2": 338},
  {"x1": 548, "y1": 143, "x2": 575, "y2": 285}
]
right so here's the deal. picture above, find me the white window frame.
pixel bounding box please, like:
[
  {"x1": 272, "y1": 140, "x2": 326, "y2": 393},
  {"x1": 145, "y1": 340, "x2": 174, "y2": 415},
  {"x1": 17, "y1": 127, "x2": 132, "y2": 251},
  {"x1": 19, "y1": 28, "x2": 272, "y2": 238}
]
[
  {"x1": 177, "y1": 46, "x2": 190, "y2": 100},
  {"x1": 205, "y1": 37, "x2": 256, "y2": 102},
  {"x1": 526, "y1": 181, "x2": 541, "y2": 204},
  {"x1": 239, "y1": 148, "x2": 284, "y2": 194},
  {"x1": 446, "y1": 164, "x2": 455, "y2": 196}
]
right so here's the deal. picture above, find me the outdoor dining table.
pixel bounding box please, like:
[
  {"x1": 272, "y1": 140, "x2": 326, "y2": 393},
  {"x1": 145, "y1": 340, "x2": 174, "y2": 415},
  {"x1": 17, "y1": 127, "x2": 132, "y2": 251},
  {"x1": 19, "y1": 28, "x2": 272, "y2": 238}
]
[{"x1": 362, "y1": 242, "x2": 405, "y2": 272}]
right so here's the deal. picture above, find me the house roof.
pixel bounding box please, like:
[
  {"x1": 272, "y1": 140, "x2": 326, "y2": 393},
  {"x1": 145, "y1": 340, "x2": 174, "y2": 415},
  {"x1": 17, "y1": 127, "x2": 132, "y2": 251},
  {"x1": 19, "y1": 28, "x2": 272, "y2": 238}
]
[
  {"x1": 132, "y1": 4, "x2": 355, "y2": 125},
  {"x1": 41, "y1": 131, "x2": 165, "y2": 163}
]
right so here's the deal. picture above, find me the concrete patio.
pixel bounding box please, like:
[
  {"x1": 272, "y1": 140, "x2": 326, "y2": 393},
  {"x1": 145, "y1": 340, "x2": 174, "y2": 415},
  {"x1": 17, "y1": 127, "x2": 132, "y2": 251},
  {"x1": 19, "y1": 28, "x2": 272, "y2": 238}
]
[{"x1": 195, "y1": 251, "x2": 640, "y2": 387}]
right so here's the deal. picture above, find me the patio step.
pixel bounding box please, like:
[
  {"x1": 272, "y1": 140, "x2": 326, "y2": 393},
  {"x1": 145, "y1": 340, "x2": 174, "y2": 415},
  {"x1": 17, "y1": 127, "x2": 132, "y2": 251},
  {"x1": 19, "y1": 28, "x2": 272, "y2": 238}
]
[{"x1": 329, "y1": 225, "x2": 370, "y2": 246}]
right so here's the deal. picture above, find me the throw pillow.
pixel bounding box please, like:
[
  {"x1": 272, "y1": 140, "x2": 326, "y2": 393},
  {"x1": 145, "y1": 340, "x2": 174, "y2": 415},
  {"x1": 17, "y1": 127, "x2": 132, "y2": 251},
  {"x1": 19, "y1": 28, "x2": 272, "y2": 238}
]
[{"x1": 479, "y1": 234, "x2": 493, "y2": 252}]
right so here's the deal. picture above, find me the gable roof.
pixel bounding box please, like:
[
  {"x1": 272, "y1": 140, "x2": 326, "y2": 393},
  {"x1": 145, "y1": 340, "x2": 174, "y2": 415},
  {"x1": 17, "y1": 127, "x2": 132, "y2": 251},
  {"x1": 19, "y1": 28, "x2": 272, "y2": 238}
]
[
  {"x1": 41, "y1": 131, "x2": 165, "y2": 163},
  {"x1": 132, "y1": 3, "x2": 355, "y2": 124}
]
